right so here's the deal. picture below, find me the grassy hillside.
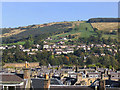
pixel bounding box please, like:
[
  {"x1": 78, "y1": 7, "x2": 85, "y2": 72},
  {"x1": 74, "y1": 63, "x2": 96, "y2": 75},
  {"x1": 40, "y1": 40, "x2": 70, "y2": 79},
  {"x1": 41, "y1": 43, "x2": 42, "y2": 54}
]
[
  {"x1": 91, "y1": 22, "x2": 118, "y2": 31},
  {"x1": 1, "y1": 20, "x2": 118, "y2": 44},
  {"x1": 78, "y1": 23, "x2": 96, "y2": 37},
  {"x1": 49, "y1": 22, "x2": 118, "y2": 43},
  {"x1": 2, "y1": 41, "x2": 25, "y2": 46},
  {"x1": 2, "y1": 22, "x2": 72, "y2": 37},
  {"x1": 51, "y1": 22, "x2": 96, "y2": 40},
  {"x1": 2, "y1": 22, "x2": 73, "y2": 43}
]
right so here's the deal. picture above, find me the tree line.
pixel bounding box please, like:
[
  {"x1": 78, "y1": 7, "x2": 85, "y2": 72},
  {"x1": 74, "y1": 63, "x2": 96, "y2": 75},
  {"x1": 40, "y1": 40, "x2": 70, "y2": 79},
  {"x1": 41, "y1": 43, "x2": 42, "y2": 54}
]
[{"x1": 87, "y1": 18, "x2": 120, "y2": 23}]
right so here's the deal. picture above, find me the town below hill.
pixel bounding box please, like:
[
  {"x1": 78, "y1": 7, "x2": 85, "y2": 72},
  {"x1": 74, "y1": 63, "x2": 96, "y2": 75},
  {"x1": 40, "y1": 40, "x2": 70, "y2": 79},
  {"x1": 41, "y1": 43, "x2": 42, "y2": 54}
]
[
  {"x1": 1, "y1": 18, "x2": 120, "y2": 70},
  {"x1": 1, "y1": 18, "x2": 120, "y2": 89}
]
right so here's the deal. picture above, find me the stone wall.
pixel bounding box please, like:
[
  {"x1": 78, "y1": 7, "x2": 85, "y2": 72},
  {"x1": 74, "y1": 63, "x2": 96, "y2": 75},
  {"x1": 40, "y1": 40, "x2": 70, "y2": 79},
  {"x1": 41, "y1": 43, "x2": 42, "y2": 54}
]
[{"x1": 3, "y1": 62, "x2": 40, "y2": 68}]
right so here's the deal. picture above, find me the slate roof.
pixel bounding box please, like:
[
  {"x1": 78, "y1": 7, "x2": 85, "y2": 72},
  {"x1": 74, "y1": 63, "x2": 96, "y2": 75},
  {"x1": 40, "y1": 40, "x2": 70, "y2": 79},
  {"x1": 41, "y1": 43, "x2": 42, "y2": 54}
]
[
  {"x1": 90, "y1": 79, "x2": 120, "y2": 88},
  {"x1": 31, "y1": 78, "x2": 93, "y2": 90},
  {"x1": 0, "y1": 74, "x2": 24, "y2": 83},
  {"x1": 87, "y1": 73, "x2": 100, "y2": 75},
  {"x1": 31, "y1": 78, "x2": 44, "y2": 88},
  {"x1": 50, "y1": 86, "x2": 93, "y2": 90},
  {"x1": 31, "y1": 78, "x2": 63, "y2": 89},
  {"x1": 50, "y1": 78, "x2": 63, "y2": 85}
]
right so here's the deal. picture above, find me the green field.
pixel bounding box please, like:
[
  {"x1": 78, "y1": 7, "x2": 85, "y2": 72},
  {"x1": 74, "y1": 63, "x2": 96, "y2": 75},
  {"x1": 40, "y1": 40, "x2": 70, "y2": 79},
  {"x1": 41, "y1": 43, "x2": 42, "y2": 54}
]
[
  {"x1": 77, "y1": 23, "x2": 96, "y2": 37},
  {"x1": 48, "y1": 22, "x2": 118, "y2": 43},
  {"x1": 2, "y1": 41, "x2": 25, "y2": 46},
  {"x1": 49, "y1": 22, "x2": 97, "y2": 42},
  {"x1": 102, "y1": 34, "x2": 118, "y2": 39},
  {"x1": 2, "y1": 21, "x2": 118, "y2": 45}
]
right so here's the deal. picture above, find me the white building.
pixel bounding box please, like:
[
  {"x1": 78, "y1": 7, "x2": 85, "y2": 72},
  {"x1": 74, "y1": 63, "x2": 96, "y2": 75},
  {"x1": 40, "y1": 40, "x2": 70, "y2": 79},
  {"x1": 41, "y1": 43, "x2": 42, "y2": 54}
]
[
  {"x1": 62, "y1": 51, "x2": 68, "y2": 54},
  {"x1": 31, "y1": 49, "x2": 38, "y2": 52},
  {"x1": 67, "y1": 50, "x2": 74, "y2": 53},
  {"x1": 43, "y1": 45, "x2": 49, "y2": 49},
  {"x1": 62, "y1": 38, "x2": 67, "y2": 40},
  {"x1": 22, "y1": 49, "x2": 30, "y2": 52},
  {"x1": 101, "y1": 53, "x2": 105, "y2": 56},
  {"x1": 0, "y1": 46, "x2": 6, "y2": 50},
  {"x1": 28, "y1": 52, "x2": 36, "y2": 55},
  {"x1": 56, "y1": 51, "x2": 62, "y2": 55}
]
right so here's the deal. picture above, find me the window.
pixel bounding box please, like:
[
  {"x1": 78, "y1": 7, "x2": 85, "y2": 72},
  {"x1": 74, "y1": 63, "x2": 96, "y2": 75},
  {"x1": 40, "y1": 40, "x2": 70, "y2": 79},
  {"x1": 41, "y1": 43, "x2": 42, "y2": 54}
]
[
  {"x1": 90, "y1": 80, "x2": 92, "y2": 83},
  {"x1": 90, "y1": 76, "x2": 93, "y2": 78},
  {"x1": 9, "y1": 86, "x2": 15, "y2": 90},
  {"x1": 83, "y1": 76, "x2": 85, "y2": 78},
  {"x1": 4, "y1": 86, "x2": 7, "y2": 90}
]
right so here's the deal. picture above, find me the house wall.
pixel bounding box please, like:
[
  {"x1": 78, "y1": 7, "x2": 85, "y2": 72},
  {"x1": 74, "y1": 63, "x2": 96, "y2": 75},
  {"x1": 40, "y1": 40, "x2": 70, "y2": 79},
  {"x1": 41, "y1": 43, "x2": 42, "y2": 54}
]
[{"x1": 76, "y1": 76, "x2": 98, "y2": 86}]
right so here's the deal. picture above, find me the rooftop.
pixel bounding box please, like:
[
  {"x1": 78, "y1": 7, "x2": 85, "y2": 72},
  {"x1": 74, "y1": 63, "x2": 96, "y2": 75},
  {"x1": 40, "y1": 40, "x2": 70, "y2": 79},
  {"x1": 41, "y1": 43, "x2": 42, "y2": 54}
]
[
  {"x1": 31, "y1": 78, "x2": 63, "y2": 88},
  {"x1": 0, "y1": 73, "x2": 24, "y2": 84}
]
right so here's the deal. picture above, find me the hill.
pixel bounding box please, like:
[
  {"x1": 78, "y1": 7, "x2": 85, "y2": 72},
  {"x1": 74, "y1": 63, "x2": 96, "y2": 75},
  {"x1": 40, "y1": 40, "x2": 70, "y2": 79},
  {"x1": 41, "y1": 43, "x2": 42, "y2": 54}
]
[
  {"x1": 91, "y1": 22, "x2": 118, "y2": 31},
  {"x1": 50, "y1": 22, "x2": 95, "y2": 42},
  {"x1": 2, "y1": 22, "x2": 73, "y2": 43},
  {"x1": 87, "y1": 18, "x2": 120, "y2": 22},
  {"x1": 2, "y1": 22, "x2": 72, "y2": 38},
  {"x1": 1, "y1": 18, "x2": 118, "y2": 44}
]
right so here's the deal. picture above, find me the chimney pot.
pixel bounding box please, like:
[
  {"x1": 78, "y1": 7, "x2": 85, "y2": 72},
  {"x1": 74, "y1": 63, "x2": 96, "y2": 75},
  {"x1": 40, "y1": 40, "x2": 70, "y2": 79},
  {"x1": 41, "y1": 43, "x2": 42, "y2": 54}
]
[{"x1": 45, "y1": 74, "x2": 49, "y2": 80}]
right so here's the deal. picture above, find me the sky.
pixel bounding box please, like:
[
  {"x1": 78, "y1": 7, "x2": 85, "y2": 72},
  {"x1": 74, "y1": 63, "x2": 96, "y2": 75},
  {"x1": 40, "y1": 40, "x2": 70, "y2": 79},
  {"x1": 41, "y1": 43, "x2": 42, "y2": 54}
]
[{"x1": 2, "y1": 2, "x2": 118, "y2": 28}]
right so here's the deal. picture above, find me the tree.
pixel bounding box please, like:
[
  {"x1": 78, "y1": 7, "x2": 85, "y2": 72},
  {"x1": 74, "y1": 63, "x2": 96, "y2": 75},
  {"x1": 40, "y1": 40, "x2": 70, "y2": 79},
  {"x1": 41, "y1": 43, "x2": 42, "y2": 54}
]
[
  {"x1": 96, "y1": 63, "x2": 102, "y2": 68},
  {"x1": 68, "y1": 35, "x2": 72, "y2": 39},
  {"x1": 86, "y1": 55, "x2": 98, "y2": 65},
  {"x1": 85, "y1": 27, "x2": 88, "y2": 31},
  {"x1": 40, "y1": 60, "x2": 47, "y2": 65},
  {"x1": 28, "y1": 35, "x2": 34, "y2": 43},
  {"x1": 74, "y1": 24, "x2": 79, "y2": 31},
  {"x1": 97, "y1": 32, "x2": 102, "y2": 38},
  {"x1": 93, "y1": 28, "x2": 98, "y2": 32},
  {"x1": 107, "y1": 37, "x2": 112, "y2": 44},
  {"x1": 24, "y1": 40, "x2": 31, "y2": 49},
  {"x1": 102, "y1": 55, "x2": 111, "y2": 68}
]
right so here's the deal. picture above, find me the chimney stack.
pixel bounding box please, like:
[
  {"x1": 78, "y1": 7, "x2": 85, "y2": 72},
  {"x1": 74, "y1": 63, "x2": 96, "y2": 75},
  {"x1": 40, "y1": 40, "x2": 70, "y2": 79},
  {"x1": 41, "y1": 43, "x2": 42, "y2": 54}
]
[
  {"x1": 108, "y1": 75, "x2": 111, "y2": 80},
  {"x1": 107, "y1": 70, "x2": 110, "y2": 75},
  {"x1": 23, "y1": 61, "x2": 30, "y2": 79},
  {"x1": 112, "y1": 67, "x2": 115, "y2": 71},
  {"x1": 84, "y1": 70, "x2": 87, "y2": 75},
  {"x1": 75, "y1": 73, "x2": 82, "y2": 84},
  {"x1": 75, "y1": 66, "x2": 79, "y2": 73},
  {"x1": 99, "y1": 73, "x2": 105, "y2": 90},
  {"x1": 44, "y1": 74, "x2": 50, "y2": 90},
  {"x1": 49, "y1": 73, "x2": 53, "y2": 79},
  {"x1": 101, "y1": 73, "x2": 104, "y2": 80},
  {"x1": 104, "y1": 69, "x2": 107, "y2": 75},
  {"x1": 60, "y1": 73, "x2": 64, "y2": 80},
  {"x1": 99, "y1": 79, "x2": 105, "y2": 90}
]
